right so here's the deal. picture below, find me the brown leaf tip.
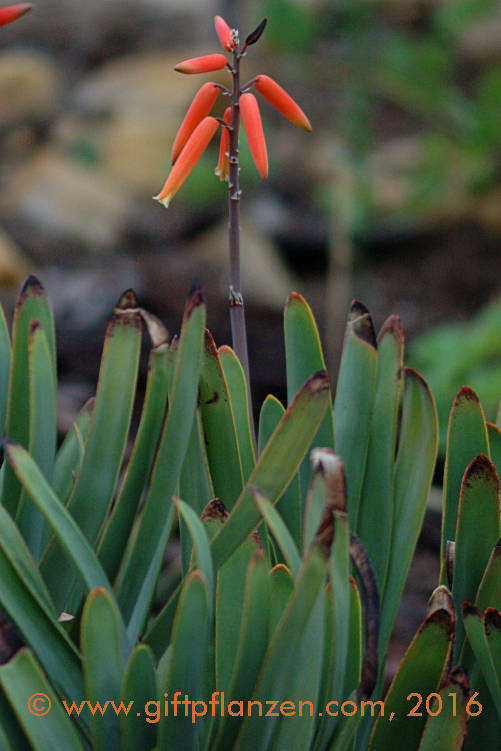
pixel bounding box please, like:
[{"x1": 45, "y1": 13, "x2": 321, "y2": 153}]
[
  {"x1": 185, "y1": 281, "x2": 205, "y2": 318},
  {"x1": 200, "y1": 498, "x2": 229, "y2": 521},
  {"x1": 115, "y1": 289, "x2": 138, "y2": 311},
  {"x1": 462, "y1": 454, "x2": 499, "y2": 495},
  {"x1": 485, "y1": 607, "x2": 501, "y2": 634},
  {"x1": 453, "y1": 385, "x2": 480, "y2": 406},
  {"x1": 377, "y1": 314, "x2": 404, "y2": 347},
  {"x1": 461, "y1": 600, "x2": 480, "y2": 618},
  {"x1": 348, "y1": 300, "x2": 376, "y2": 348},
  {"x1": 448, "y1": 666, "x2": 470, "y2": 697},
  {"x1": 286, "y1": 291, "x2": 308, "y2": 307},
  {"x1": 310, "y1": 448, "x2": 347, "y2": 512},
  {"x1": 20, "y1": 274, "x2": 43, "y2": 297},
  {"x1": 426, "y1": 585, "x2": 455, "y2": 632},
  {"x1": 307, "y1": 370, "x2": 330, "y2": 394}
]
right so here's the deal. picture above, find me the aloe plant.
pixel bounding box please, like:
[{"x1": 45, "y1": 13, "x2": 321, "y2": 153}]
[
  {"x1": 0, "y1": 273, "x2": 444, "y2": 751},
  {"x1": 0, "y1": 8, "x2": 500, "y2": 751}
]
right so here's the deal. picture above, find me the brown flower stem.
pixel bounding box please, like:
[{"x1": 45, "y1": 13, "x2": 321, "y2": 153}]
[{"x1": 228, "y1": 41, "x2": 256, "y2": 449}]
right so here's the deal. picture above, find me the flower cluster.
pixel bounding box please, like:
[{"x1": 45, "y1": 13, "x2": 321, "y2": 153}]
[
  {"x1": 0, "y1": 3, "x2": 32, "y2": 26},
  {"x1": 155, "y1": 15, "x2": 312, "y2": 208}
]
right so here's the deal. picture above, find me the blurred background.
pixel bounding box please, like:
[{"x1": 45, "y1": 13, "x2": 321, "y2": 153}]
[{"x1": 0, "y1": 0, "x2": 501, "y2": 666}]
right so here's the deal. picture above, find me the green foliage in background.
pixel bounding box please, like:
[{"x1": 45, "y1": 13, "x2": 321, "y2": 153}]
[
  {"x1": 0, "y1": 278, "x2": 499, "y2": 750},
  {"x1": 409, "y1": 297, "x2": 501, "y2": 457}
]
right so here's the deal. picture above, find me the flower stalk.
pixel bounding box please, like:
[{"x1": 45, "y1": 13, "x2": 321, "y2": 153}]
[
  {"x1": 154, "y1": 15, "x2": 312, "y2": 445},
  {"x1": 226, "y1": 35, "x2": 256, "y2": 443}
]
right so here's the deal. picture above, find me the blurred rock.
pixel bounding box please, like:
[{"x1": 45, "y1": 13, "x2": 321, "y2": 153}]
[
  {"x1": 0, "y1": 51, "x2": 60, "y2": 129},
  {"x1": 54, "y1": 50, "x2": 226, "y2": 195},
  {"x1": 0, "y1": 228, "x2": 29, "y2": 285},
  {"x1": 0, "y1": 148, "x2": 132, "y2": 261}
]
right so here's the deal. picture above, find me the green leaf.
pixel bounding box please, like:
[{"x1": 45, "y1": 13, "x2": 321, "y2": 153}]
[
  {"x1": 120, "y1": 644, "x2": 157, "y2": 751},
  {"x1": 42, "y1": 292, "x2": 142, "y2": 610},
  {"x1": 462, "y1": 603, "x2": 501, "y2": 719},
  {"x1": 417, "y1": 668, "x2": 469, "y2": 751},
  {"x1": 0, "y1": 685, "x2": 31, "y2": 751},
  {"x1": 233, "y1": 541, "x2": 330, "y2": 751},
  {"x1": 157, "y1": 572, "x2": 210, "y2": 751},
  {"x1": 216, "y1": 530, "x2": 260, "y2": 697},
  {"x1": 475, "y1": 541, "x2": 501, "y2": 611},
  {"x1": 178, "y1": 409, "x2": 213, "y2": 573},
  {"x1": 333, "y1": 301, "x2": 377, "y2": 527},
  {"x1": 211, "y1": 371, "x2": 330, "y2": 570},
  {"x1": 452, "y1": 456, "x2": 500, "y2": 658},
  {"x1": 0, "y1": 503, "x2": 55, "y2": 618},
  {"x1": 0, "y1": 649, "x2": 86, "y2": 751},
  {"x1": 485, "y1": 608, "x2": 501, "y2": 718},
  {"x1": 98, "y1": 340, "x2": 170, "y2": 583},
  {"x1": 441, "y1": 387, "x2": 489, "y2": 576},
  {"x1": 487, "y1": 422, "x2": 501, "y2": 479},
  {"x1": 253, "y1": 486, "x2": 301, "y2": 576},
  {"x1": 0, "y1": 544, "x2": 84, "y2": 712},
  {"x1": 2, "y1": 276, "x2": 56, "y2": 517},
  {"x1": 174, "y1": 498, "x2": 214, "y2": 600},
  {"x1": 269, "y1": 563, "x2": 294, "y2": 634},
  {"x1": 143, "y1": 500, "x2": 226, "y2": 661},
  {"x1": 368, "y1": 587, "x2": 454, "y2": 751},
  {"x1": 219, "y1": 344, "x2": 256, "y2": 482},
  {"x1": 358, "y1": 316, "x2": 403, "y2": 590},
  {"x1": 344, "y1": 577, "x2": 362, "y2": 697},
  {"x1": 16, "y1": 322, "x2": 57, "y2": 561},
  {"x1": 303, "y1": 467, "x2": 327, "y2": 554},
  {"x1": 5, "y1": 441, "x2": 113, "y2": 599},
  {"x1": 212, "y1": 549, "x2": 270, "y2": 751},
  {"x1": 199, "y1": 332, "x2": 243, "y2": 508},
  {"x1": 116, "y1": 288, "x2": 205, "y2": 635},
  {"x1": 315, "y1": 510, "x2": 351, "y2": 750},
  {"x1": 0, "y1": 303, "x2": 11, "y2": 440},
  {"x1": 52, "y1": 398, "x2": 93, "y2": 507},
  {"x1": 284, "y1": 292, "x2": 335, "y2": 494},
  {"x1": 380, "y1": 368, "x2": 438, "y2": 658},
  {"x1": 271, "y1": 584, "x2": 325, "y2": 751},
  {"x1": 81, "y1": 588, "x2": 124, "y2": 751},
  {"x1": 258, "y1": 394, "x2": 302, "y2": 549}
]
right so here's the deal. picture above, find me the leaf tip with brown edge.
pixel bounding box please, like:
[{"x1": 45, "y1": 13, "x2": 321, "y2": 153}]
[
  {"x1": 453, "y1": 385, "x2": 480, "y2": 408},
  {"x1": 426, "y1": 585, "x2": 455, "y2": 634},
  {"x1": 200, "y1": 498, "x2": 229, "y2": 522},
  {"x1": 462, "y1": 454, "x2": 499, "y2": 495},
  {"x1": 376, "y1": 313, "x2": 404, "y2": 349},
  {"x1": 348, "y1": 300, "x2": 376, "y2": 348}
]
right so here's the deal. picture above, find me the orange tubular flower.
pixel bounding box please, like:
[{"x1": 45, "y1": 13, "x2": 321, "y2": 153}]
[
  {"x1": 174, "y1": 54, "x2": 228, "y2": 75},
  {"x1": 240, "y1": 93, "x2": 268, "y2": 180},
  {"x1": 214, "y1": 15, "x2": 235, "y2": 52},
  {"x1": 215, "y1": 107, "x2": 231, "y2": 181},
  {"x1": 0, "y1": 3, "x2": 32, "y2": 26},
  {"x1": 155, "y1": 116, "x2": 219, "y2": 208},
  {"x1": 254, "y1": 74, "x2": 312, "y2": 132},
  {"x1": 171, "y1": 82, "x2": 220, "y2": 164}
]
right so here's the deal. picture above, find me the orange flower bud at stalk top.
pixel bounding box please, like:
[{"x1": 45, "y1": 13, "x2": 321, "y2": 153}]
[
  {"x1": 240, "y1": 93, "x2": 268, "y2": 180},
  {"x1": 254, "y1": 74, "x2": 312, "y2": 132},
  {"x1": 155, "y1": 116, "x2": 219, "y2": 208},
  {"x1": 215, "y1": 107, "x2": 231, "y2": 181},
  {"x1": 0, "y1": 3, "x2": 32, "y2": 26},
  {"x1": 174, "y1": 54, "x2": 228, "y2": 75},
  {"x1": 214, "y1": 15, "x2": 235, "y2": 52},
  {"x1": 171, "y1": 82, "x2": 220, "y2": 164}
]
